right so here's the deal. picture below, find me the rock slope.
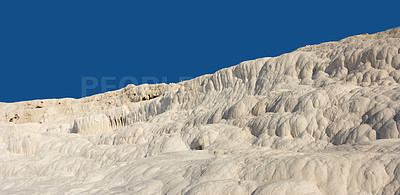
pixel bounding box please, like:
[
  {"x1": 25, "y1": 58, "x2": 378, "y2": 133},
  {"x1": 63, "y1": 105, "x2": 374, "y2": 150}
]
[{"x1": 1, "y1": 28, "x2": 400, "y2": 194}]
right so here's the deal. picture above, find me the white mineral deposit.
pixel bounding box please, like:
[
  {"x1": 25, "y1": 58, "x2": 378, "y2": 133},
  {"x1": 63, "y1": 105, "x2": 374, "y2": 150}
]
[{"x1": 1, "y1": 27, "x2": 400, "y2": 194}]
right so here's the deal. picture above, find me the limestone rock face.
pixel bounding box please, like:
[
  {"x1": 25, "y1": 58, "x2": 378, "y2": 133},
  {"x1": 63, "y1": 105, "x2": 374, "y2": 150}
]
[{"x1": 1, "y1": 28, "x2": 400, "y2": 194}]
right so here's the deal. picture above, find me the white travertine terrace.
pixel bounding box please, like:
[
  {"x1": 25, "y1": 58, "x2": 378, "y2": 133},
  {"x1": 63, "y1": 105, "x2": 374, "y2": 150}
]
[{"x1": 1, "y1": 27, "x2": 400, "y2": 194}]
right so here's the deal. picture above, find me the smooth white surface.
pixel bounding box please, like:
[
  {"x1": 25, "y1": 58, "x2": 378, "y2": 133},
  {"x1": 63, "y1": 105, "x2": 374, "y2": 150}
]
[{"x1": 1, "y1": 28, "x2": 400, "y2": 194}]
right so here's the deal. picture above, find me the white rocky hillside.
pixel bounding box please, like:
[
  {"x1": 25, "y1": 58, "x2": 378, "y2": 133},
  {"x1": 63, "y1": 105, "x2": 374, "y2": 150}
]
[{"x1": 1, "y1": 27, "x2": 400, "y2": 194}]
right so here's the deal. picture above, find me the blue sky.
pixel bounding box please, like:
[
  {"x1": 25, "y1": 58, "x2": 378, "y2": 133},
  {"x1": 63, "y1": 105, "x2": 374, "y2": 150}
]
[{"x1": 0, "y1": 1, "x2": 398, "y2": 102}]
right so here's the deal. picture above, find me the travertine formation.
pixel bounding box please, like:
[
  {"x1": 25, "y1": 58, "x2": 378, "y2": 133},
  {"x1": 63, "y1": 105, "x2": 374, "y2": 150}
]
[{"x1": 1, "y1": 28, "x2": 400, "y2": 194}]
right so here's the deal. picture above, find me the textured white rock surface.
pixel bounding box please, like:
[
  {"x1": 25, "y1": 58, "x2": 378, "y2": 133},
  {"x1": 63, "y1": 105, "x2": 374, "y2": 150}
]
[{"x1": 1, "y1": 28, "x2": 400, "y2": 194}]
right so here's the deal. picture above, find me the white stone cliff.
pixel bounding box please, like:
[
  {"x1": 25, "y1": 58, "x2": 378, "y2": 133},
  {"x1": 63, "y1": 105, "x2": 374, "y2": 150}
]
[{"x1": 1, "y1": 27, "x2": 400, "y2": 194}]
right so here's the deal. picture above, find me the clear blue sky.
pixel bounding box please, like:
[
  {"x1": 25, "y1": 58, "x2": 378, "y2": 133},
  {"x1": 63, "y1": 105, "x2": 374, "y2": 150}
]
[{"x1": 0, "y1": 1, "x2": 398, "y2": 102}]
